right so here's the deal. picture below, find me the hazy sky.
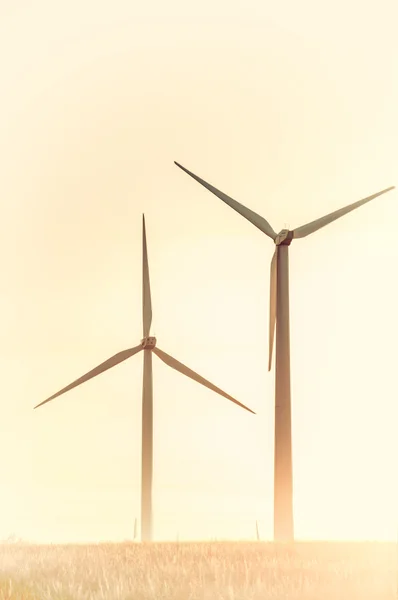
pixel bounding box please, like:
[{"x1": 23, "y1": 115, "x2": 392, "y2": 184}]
[{"x1": 1, "y1": 0, "x2": 397, "y2": 543}]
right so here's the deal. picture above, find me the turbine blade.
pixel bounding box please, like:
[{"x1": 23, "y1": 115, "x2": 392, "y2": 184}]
[
  {"x1": 293, "y1": 186, "x2": 395, "y2": 239},
  {"x1": 174, "y1": 161, "x2": 277, "y2": 241},
  {"x1": 34, "y1": 345, "x2": 143, "y2": 409},
  {"x1": 153, "y1": 347, "x2": 255, "y2": 414},
  {"x1": 268, "y1": 248, "x2": 278, "y2": 372},
  {"x1": 142, "y1": 214, "x2": 153, "y2": 338}
]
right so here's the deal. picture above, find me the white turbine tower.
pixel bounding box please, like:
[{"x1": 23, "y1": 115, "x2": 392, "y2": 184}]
[
  {"x1": 34, "y1": 214, "x2": 255, "y2": 542},
  {"x1": 174, "y1": 160, "x2": 395, "y2": 542}
]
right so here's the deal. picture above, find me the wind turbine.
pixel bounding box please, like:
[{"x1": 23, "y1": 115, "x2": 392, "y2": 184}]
[
  {"x1": 34, "y1": 214, "x2": 255, "y2": 542},
  {"x1": 174, "y1": 160, "x2": 395, "y2": 542}
]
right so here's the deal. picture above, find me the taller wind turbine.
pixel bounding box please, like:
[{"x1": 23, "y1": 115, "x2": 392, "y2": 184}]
[
  {"x1": 34, "y1": 215, "x2": 255, "y2": 542},
  {"x1": 174, "y1": 160, "x2": 395, "y2": 542}
]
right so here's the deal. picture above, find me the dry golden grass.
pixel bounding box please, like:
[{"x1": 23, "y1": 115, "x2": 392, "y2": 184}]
[{"x1": 0, "y1": 541, "x2": 396, "y2": 599}]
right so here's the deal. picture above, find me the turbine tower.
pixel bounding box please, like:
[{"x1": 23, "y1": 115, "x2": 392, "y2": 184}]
[
  {"x1": 174, "y1": 160, "x2": 395, "y2": 542},
  {"x1": 34, "y1": 215, "x2": 255, "y2": 542}
]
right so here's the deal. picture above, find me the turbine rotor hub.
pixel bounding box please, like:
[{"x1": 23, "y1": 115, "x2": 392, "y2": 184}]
[
  {"x1": 275, "y1": 229, "x2": 294, "y2": 246},
  {"x1": 141, "y1": 336, "x2": 157, "y2": 349}
]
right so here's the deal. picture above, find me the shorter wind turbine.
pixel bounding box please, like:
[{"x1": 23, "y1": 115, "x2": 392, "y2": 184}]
[
  {"x1": 174, "y1": 160, "x2": 395, "y2": 542},
  {"x1": 35, "y1": 215, "x2": 255, "y2": 542}
]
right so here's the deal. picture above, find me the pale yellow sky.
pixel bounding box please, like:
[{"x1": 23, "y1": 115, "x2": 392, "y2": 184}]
[{"x1": 0, "y1": 0, "x2": 397, "y2": 543}]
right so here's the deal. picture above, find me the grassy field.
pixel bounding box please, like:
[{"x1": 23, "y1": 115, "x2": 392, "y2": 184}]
[{"x1": 0, "y1": 541, "x2": 396, "y2": 599}]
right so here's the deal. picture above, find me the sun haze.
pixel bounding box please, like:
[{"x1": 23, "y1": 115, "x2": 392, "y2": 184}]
[{"x1": 0, "y1": 0, "x2": 397, "y2": 543}]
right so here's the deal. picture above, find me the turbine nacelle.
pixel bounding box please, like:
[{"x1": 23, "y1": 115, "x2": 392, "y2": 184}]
[
  {"x1": 275, "y1": 229, "x2": 294, "y2": 246},
  {"x1": 141, "y1": 336, "x2": 157, "y2": 349}
]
